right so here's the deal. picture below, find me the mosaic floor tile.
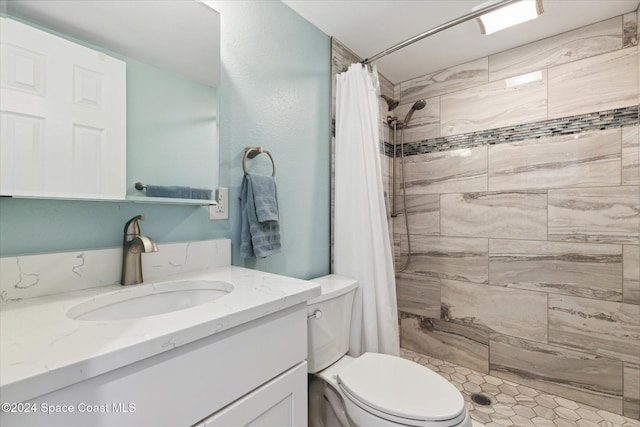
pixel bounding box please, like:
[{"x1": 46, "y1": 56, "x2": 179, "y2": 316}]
[{"x1": 401, "y1": 348, "x2": 640, "y2": 427}]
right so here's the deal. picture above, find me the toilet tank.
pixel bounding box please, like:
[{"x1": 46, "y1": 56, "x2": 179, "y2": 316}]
[{"x1": 307, "y1": 274, "x2": 359, "y2": 373}]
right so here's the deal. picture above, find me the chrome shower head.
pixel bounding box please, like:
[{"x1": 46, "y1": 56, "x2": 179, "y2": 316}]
[
  {"x1": 381, "y1": 95, "x2": 399, "y2": 111},
  {"x1": 403, "y1": 99, "x2": 426, "y2": 125}
]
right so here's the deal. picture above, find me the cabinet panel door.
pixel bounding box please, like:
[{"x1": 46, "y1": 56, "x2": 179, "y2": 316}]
[
  {"x1": 0, "y1": 17, "x2": 126, "y2": 199},
  {"x1": 203, "y1": 362, "x2": 308, "y2": 427}
]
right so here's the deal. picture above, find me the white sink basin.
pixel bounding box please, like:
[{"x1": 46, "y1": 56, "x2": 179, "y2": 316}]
[{"x1": 67, "y1": 280, "x2": 234, "y2": 321}]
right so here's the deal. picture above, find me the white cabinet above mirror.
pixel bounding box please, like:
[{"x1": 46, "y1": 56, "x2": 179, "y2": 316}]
[{"x1": 0, "y1": 0, "x2": 220, "y2": 203}]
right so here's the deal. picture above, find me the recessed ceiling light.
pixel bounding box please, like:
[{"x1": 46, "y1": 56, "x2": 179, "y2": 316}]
[{"x1": 474, "y1": 0, "x2": 543, "y2": 35}]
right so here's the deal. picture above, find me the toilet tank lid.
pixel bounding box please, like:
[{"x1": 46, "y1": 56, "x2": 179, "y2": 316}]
[{"x1": 307, "y1": 274, "x2": 359, "y2": 304}]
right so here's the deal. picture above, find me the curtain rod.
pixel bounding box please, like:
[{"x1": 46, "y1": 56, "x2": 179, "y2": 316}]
[{"x1": 362, "y1": 0, "x2": 520, "y2": 65}]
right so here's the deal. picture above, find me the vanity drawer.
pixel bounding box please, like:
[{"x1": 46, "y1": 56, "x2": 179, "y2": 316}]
[{"x1": 201, "y1": 361, "x2": 307, "y2": 427}]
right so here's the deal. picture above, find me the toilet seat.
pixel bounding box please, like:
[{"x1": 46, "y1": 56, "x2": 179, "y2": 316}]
[{"x1": 336, "y1": 353, "x2": 467, "y2": 427}]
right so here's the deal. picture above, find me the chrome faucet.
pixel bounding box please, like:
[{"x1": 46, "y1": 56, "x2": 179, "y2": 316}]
[{"x1": 121, "y1": 215, "x2": 158, "y2": 285}]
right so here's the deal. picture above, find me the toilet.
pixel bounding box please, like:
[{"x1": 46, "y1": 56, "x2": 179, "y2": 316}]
[{"x1": 307, "y1": 274, "x2": 471, "y2": 427}]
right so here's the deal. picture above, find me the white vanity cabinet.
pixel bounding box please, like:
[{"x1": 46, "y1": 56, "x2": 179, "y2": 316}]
[
  {"x1": 200, "y1": 362, "x2": 307, "y2": 427},
  {"x1": 0, "y1": 305, "x2": 309, "y2": 427},
  {"x1": 0, "y1": 17, "x2": 126, "y2": 200}
]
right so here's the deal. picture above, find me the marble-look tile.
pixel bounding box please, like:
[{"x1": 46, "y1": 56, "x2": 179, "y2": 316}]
[
  {"x1": 396, "y1": 272, "x2": 440, "y2": 318},
  {"x1": 400, "y1": 57, "x2": 488, "y2": 103},
  {"x1": 405, "y1": 235, "x2": 488, "y2": 285},
  {"x1": 489, "y1": 17, "x2": 622, "y2": 81},
  {"x1": 488, "y1": 129, "x2": 622, "y2": 191},
  {"x1": 548, "y1": 295, "x2": 640, "y2": 364},
  {"x1": 400, "y1": 312, "x2": 489, "y2": 373},
  {"x1": 624, "y1": 12, "x2": 639, "y2": 48},
  {"x1": 393, "y1": 232, "x2": 408, "y2": 269},
  {"x1": 0, "y1": 249, "x2": 121, "y2": 302},
  {"x1": 403, "y1": 348, "x2": 640, "y2": 426},
  {"x1": 144, "y1": 240, "x2": 231, "y2": 279},
  {"x1": 381, "y1": 153, "x2": 391, "y2": 193},
  {"x1": 489, "y1": 334, "x2": 624, "y2": 414},
  {"x1": 379, "y1": 72, "x2": 394, "y2": 102},
  {"x1": 392, "y1": 97, "x2": 440, "y2": 142},
  {"x1": 441, "y1": 279, "x2": 547, "y2": 343},
  {"x1": 402, "y1": 146, "x2": 487, "y2": 194},
  {"x1": 548, "y1": 186, "x2": 640, "y2": 244},
  {"x1": 331, "y1": 37, "x2": 360, "y2": 76},
  {"x1": 624, "y1": 245, "x2": 640, "y2": 305},
  {"x1": 392, "y1": 193, "x2": 440, "y2": 237},
  {"x1": 548, "y1": 47, "x2": 638, "y2": 119},
  {"x1": 440, "y1": 191, "x2": 547, "y2": 240},
  {"x1": 489, "y1": 239, "x2": 623, "y2": 301},
  {"x1": 0, "y1": 239, "x2": 231, "y2": 302},
  {"x1": 381, "y1": 116, "x2": 391, "y2": 145},
  {"x1": 625, "y1": 363, "x2": 640, "y2": 420},
  {"x1": 623, "y1": 125, "x2": 640, "y2": 186},
  {"x1": 392, "y1": 232, "x2": 402, "y2": 263},
  {"x1": 441, "y1": 70, "x2": 547, "y2": 136}
]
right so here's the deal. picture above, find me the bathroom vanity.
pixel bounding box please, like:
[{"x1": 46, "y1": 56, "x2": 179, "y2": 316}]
[{"x1": 0, "y1": 239, "x2": 319, "y2": 426}]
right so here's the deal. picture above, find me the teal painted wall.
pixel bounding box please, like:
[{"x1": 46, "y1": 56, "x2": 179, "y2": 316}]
[
  {"x1": 127, "y1": 59, "x2": 219, "y2": 195},
  {"x1": 213, "y1": 0, "x2": 331, "y2": 279},
  {"x1": 0, "y1": 1, "x2": 331, "y2": 280}
]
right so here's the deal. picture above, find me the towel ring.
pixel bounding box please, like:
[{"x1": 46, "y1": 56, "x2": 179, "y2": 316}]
[{"x1": 243, "y1": 147, "x2": 276, "y2": 176}]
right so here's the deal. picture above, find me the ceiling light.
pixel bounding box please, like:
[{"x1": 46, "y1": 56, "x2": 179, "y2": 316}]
[{"x1": 474, "y1": 0, "x2": 543, "y2": 35}]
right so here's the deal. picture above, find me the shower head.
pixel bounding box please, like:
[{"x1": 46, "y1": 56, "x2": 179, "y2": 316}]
[
  {"x1": 412, "y1": 99, "x2": 427, "y2": 110},
  {"x1": 381, "y1": 95, "x2": 399, "y2": 111},
  {"x1": 403, "y1": 99, "x2": 426, "y2": 125}
]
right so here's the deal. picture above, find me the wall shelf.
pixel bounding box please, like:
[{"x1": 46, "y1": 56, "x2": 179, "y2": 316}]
[
  {"x1": 125, "y1": 196, "x2": 216, "y2": 206},
  {"x1": 3, "y1": 195, "x2": 215, "y2": 206}
]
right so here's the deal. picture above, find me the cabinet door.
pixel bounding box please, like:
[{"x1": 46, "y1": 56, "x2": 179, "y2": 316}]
[
  {"x1": 203, "y1": 362, "x2": 308, "y2": 427},
  {"x1": 0, "y1": 17, "x2": 126, "y2": 200}
]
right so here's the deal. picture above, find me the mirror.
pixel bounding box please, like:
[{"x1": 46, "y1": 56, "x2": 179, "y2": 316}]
[{"x1": 1, "y1": 0, "x2": 220, "y2": 203}]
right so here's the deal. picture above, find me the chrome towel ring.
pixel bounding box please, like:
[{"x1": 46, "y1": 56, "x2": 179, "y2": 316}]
[{"x1": 243, "y1": 147, "x2": 276, "y2": 176}]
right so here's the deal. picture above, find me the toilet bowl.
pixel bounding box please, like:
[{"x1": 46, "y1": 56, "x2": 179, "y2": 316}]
[{"x1": 307, "y1": 275, "x2": 471, "y2": 427}]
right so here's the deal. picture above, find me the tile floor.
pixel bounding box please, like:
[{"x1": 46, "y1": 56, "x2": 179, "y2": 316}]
[{"x1": 401, "y1": 348, "x2": 640, "y2": 427}]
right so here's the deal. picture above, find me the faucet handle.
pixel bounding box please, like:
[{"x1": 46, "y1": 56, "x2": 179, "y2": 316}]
[{"x1": 124, "y1": 214, "x2": 144, "y2": 236}]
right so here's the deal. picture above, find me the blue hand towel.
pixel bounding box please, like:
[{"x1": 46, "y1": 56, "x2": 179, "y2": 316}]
[
  {"x1": 240, "y1": 174, "x2": 281, "y2": 258},
  {"x1": 246, "y1": 173, "x2": 279, "y2": 222},
  {"x1": 146, "y1": 185, "x2": 192, "y2": 198},
  {"x1": 191, "y1": 188, "x2": 213, "y2": 200}
]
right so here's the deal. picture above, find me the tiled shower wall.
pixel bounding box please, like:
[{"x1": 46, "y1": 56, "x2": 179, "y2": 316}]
[{"x1": 392, "y1": 12, "x2": 640, "y2": 420}]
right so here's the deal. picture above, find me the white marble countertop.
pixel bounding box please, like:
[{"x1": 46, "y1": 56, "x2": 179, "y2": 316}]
[{"x1": 0, "y1": 266, "x2": 320, "y2": 403}]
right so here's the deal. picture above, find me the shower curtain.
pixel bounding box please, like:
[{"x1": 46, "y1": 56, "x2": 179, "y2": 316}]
[{"x1": 334, "y1": 63, "x2": 400, "y2": 356}]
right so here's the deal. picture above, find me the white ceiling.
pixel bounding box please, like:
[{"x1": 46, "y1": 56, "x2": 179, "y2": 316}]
[
  {"x1": 2, "y1": 0, "x2": 220, "y2": 87},
  {"x1": 283, "y1": 0, "x2": 639, "y2": 84}
]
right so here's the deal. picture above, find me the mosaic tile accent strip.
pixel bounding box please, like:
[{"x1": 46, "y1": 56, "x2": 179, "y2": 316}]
[
  {"x1": 384, "y1": 105, "x2": 639, "y2": 157},
  {"x1": 401, "y1": 348, "x2": 640, "y2": 427}
]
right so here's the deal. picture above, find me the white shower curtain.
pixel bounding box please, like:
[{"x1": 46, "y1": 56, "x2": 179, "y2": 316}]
[{"x1": 334, "y1": 63, "x2": 399, "y2": 357}]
